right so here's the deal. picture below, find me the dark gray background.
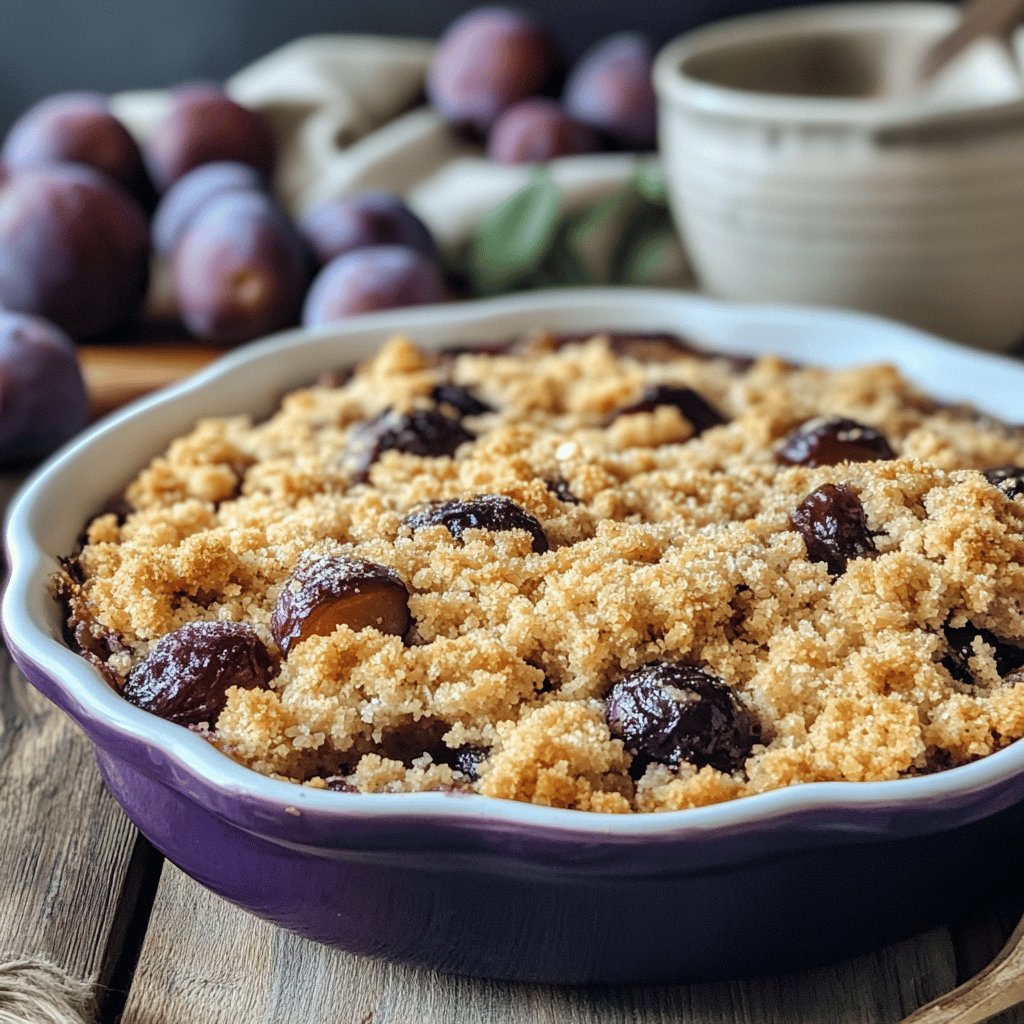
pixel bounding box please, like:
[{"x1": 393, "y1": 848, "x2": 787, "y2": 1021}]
[{"x1": 0, "y1": 0, "x2": 875, "y2": 131}]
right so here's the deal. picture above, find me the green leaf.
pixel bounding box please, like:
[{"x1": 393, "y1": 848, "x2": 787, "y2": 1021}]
[
  {"x1": 561, "y1": 184, "x2": 641, "y2": 284},
  {"x1": 537, "y1": 226, "x2": 591, "y2": 287},
  {"x1": 464, "y1": 171, "x2": 562, "y2": 296},
  {"x1": 631, "y1": 161, "x2": 669, "y2": 206},
  {"x1": 612, "y1": 208, "x2": 678, "y2": 286}
]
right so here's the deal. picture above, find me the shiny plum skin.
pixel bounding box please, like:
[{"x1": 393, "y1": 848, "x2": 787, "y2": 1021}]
[
  {"x1": 299, "y1": 192, "x2": 438, "y2": 268},
  {"x1": 302, "y1": 246, "x2": 447, "y2": 327},
  {"x1": 427, "y1": 7, "x2": 554, "y2": 134},
  {"x1": 152, "y1": 161, "x2": 266, "y2": 255},
  {"x1": 0, "y1": 309, "x2": 88, "y2": 464},
  {"x1": 487, "y1": 98, "x2": 601, "y2": 163},
  {"x1": 123, "y1": 621, "x2": 272, "y2": 726},
  {"x1": 563, "y1": 33, "x2": 657, "y2": 150},
  {"x1": 145, "y1": 84, "x2": 276, "y2": 193},
  {"x1": 1, "y1": 92, "x2": 150, "y2": 199},
  {"x1": 0, "y1": 165, "x2": 150, "y2": 338},
  {"x1": 172, "y1": 192, "x2": 308, "y2": 345}
]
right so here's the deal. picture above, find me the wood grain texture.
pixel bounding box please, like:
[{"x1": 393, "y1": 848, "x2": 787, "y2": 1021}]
[
  {"x1": 0, "y1": 472, "x2": 161, "y2": 1017},
  {"x1": 918, "y1": 0, "x2": 1024, "y2": 82},
  {"x1": 79, "y1": 343, "x2": 221, "y2": 418},
  {"x1": 121, "y1": 863, "x2": 961, "y2": 1024},
  {"x1": 0, "y1": 643, "x2": 148, "y2": 991}
]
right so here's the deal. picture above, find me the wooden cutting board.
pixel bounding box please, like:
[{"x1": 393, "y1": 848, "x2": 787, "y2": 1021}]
[{"x1": 79, "y1": 341, "x2": 223, "y2": 418}]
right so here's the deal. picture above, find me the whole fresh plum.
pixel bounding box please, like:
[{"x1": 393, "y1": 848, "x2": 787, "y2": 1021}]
[
  {"x1": 487, "y1": 98, "x2": 600, "y2": 163},
  {"x1": 0, "y1": 310, "x2": 88, "y2": 464},
  {"x1": 563, "y1": 33, "x2": 657, "y2": 150},
  {"x1": 152, "y1": 161, "x2": 267, "y2": 254},
  {"x1": 146, "y1": 84, "x2": 276, "y2": 193},
  {"x1": 427, "y1": 7, "x2": 554, "y2": 134},
  {"x1": 1, "y1": 92, "x2": 150, "y2": 200},
  {"x1": 302, "y1": 246, "x2": 447, "y2": 327},
  {"x1": 172, "y1": 191, "x2": 308, "y2": 344},
  {"x1": 299, "y1": 192, "x2": 437, "y2": 268},
  {"x1": 0, "y1": 165, "x2": 150, "y2": 338}
]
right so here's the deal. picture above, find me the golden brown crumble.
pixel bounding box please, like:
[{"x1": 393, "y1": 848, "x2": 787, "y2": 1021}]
[{"x1": 59, "y1": 332, "x2": 1024, "y2": 812}]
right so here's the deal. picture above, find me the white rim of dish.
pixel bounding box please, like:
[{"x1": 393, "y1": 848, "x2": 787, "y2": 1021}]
[
  {"x1": 6, "y1": 287, "x2": 1024, "y2": 839},
  {"x1": 653, "y1": 1, "x2": 1024, "y2": 128}
]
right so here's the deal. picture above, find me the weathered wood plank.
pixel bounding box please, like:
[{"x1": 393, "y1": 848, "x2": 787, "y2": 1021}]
[
  {"x1": 0, "y1": 645, "x2": 156, "y2": 991},
  {"x1": 79, "y1": 342, "x2": 220, "y2": 418},
  {"x1": 0, "y1": 472, "x2": 162, "y2": 1019},
  {"x1": 121, "y1": 863, "x2": 960, "y2": 1024}
]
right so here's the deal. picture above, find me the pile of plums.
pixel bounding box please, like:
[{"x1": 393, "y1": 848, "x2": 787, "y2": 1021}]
[
  {"x1": 0, "y1": 83, "x2": 448, "y2": 344},
  {"x1": 0, "y1": 87, "x2": 448, "y2": 459},
  {"x1": 428, "y1": 9, "x2": 657, "y2": 163},
  {"x1": 0, "y1": 6, "x2": 660, "y2": 461},
  {"x1": 156, "y1": 157, "x2": 447, "y2": 342}
]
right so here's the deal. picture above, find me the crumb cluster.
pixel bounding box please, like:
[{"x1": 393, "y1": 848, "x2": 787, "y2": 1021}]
[{"x1": 60, "y1": 332, "x2": 1024, "y2": 812}]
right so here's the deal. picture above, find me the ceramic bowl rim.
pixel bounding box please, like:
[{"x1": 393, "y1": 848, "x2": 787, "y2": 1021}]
[
  {"x1": 653, "y1": 1, "x2": 1024, "y2": 128},
  {"x1": 7, "y1": 287, "x2": 1024, "y2": 842}
]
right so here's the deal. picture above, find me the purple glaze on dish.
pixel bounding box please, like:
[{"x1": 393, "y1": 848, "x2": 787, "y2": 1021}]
[{"x1": 9, "y1": 291, "x2": 1024, "y2": 982}]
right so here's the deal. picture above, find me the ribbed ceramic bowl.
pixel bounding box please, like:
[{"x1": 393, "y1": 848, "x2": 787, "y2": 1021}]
[
  {"x1": 654, "y1": 3, "x2": 1024, "y2": 352},
  {"x1": 6, "y1": 290, "x2": 1024, "y2": 984}
]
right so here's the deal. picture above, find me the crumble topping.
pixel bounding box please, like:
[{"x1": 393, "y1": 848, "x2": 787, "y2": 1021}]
[{"x1": 59, "y1": 332, "x2": 1024, "y2": 812}]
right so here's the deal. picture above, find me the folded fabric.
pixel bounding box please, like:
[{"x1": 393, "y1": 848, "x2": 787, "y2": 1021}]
[{"x1": 112, "y1": 34, "x2": 692, "y2": 299}]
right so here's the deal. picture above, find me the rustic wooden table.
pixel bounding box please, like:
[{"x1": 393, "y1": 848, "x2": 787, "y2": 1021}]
[{"x1": 4, "y1": 350, "x2": 1024, "y2": 1024}]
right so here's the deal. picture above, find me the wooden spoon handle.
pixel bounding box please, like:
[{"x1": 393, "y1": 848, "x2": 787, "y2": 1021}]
[
  {"x1": 900, "y1": 913, "x2": 1024, "y2": 1023},
  {"x1": 919, "y1": 0, "x2": 1024, "y2": 82}
]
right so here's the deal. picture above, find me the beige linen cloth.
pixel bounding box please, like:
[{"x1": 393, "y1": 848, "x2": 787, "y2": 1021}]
[{"x1": 111, "y1": 35, "x2": 690, "y2": 287}]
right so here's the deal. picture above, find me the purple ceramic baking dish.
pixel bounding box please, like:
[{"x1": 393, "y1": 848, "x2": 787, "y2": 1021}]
[{"x1": 6, "y1": 290, "x2": 1024, "y2": 984}]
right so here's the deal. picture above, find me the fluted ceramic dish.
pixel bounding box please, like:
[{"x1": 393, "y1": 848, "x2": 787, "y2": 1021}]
[{"x1": 5, "y1": 290, "x2": 1024, "y2": 984}]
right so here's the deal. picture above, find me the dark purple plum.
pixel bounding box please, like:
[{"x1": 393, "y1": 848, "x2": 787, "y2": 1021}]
[
  {"x1": 984, "y1": 466, "x2": 1024, "y2": 500},
  {"x1": 563, "y1": 33, "x2": 657, "y2": 150},
  {"x1": 405, "y1": 494, "x2": 549, "y2": 553},
  {"x1": 1, "y1": 91, "x2": 150, "y2": 199},
  {"x1": 123, "y1": 621, "x2": 272, "y2": 726},
  {"x1": 442, "y1": 744, "x2": 489, "y2": 780},
  {"x1": 302, "y1": 246, "x2": 447, "y2": 327},
  {"x1": 0, "y1": 310, "x2": 88, "y2": 464},
  {"x1": 942, "y1": 621, "x2": 1024, "y2": 684},
  {"x1": 427, "y1": 7, "x2": 555, "y2": 134},
  {"x1": 778, "y1": 416, "x2": 896, "y2": 468},
  {"x1": 487, "y1": 98, "x2": 600, "y2": 164},
  {"x1": 272, "y1": 555, "x2": 411, "y2": 654},
  {"x1": 431, "y1": 383, "x2": 492, "y2": 417},
  {"x1": 344, "y1": 408, "x2": 474, "y2": 481},
  {"x1": 152, "y1": 161, "x2": 267, "y2": 254},
  {"x1": 790, "y1": 483, "x2": 877, "y2": 576},
  {"x1": 605, "y1": 663, "x2": 754, "y2": 774},
  {"x1": 605, "y1": 384, "x2": 726, "y2": 435},
  {"x1": 172, "y1": 191, "x2": 308, "y2": 345},
  {"x1": 0, "y1": 165, "x2": 150, "y2": 338},
  {"x1": 299, "y1": 192, "x2": 437, "y2": 268},
  {"x1": 145, "y1": 84, "x2": 276, "y2": 192},
  {"x1": 546, "y1": 476, "x2": 579, "y2": 504}
]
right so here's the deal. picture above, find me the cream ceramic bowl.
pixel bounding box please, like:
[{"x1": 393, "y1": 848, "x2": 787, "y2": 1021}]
[{"x1": 654, "y1": 2, "x2": 1024, "y2": 352}]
